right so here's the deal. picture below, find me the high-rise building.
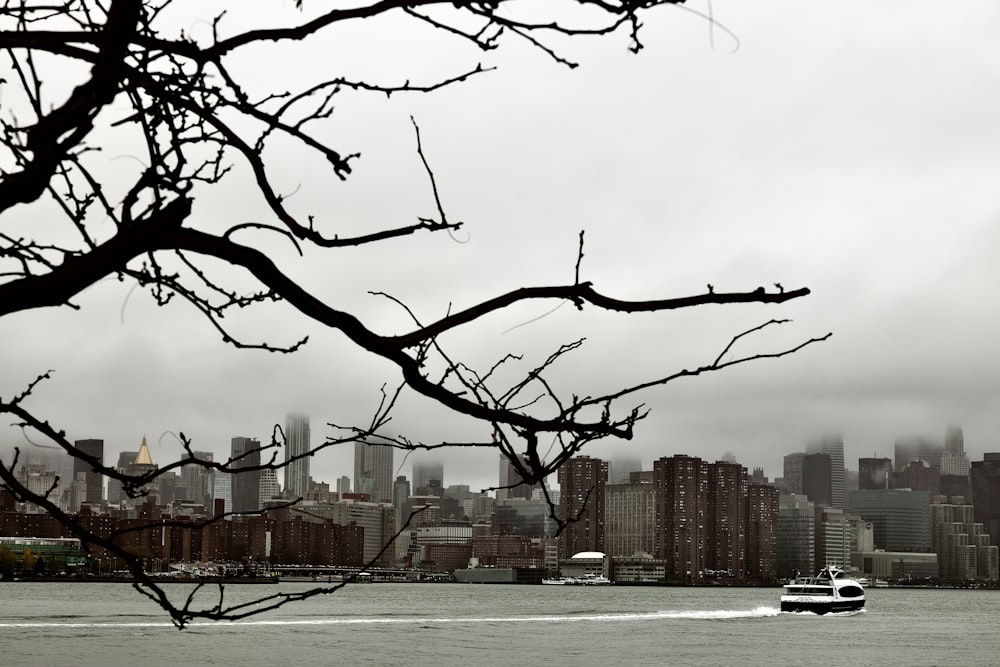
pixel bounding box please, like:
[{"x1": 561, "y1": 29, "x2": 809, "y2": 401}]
[
  {"x1": 353, "y1": 438, "x2": 394, "y2": 504},
  {"x1": 181, "y1": 450, "x2": 213, "y2": 508},
  {"x1": 777, "y1": 494, "x2": 815, "y2": 578},
  {"x1": 211, "y1": 472, "x2": 232, "y2": 517},
  {"x1": 859, "y1": 457, "x2": 892, "y2": 490},
  {"x1": 807, "y1": 434, "x2": 846, "y2": 509},
  {"x1": 705, "y1": 461, "x2": 748, "y2": 581},
  {"x1": 258, "y1": 468, "x2": 281, "y2": 508},
  {"x1": 72, "y1": 438, "x2": 104, "y2": 508},
  {"x1": 653, "y1": 455, "x2": 708, "y2": 583},
  {"x1": 609, "y1": 457, "x2": 643, "y2": 485},
  {"x1": 392, "y1": 475, "x2": 411, "y2": 528},
  {"x1": 782, "y1": 452, "x2": 805, "y2": 495},
  {"x1": 283, "y1": 413, "x2": 311, "y2": 499},
  {"x1": 894, "y1": 436, "x2": 942, "y2": 472},
  {"x1": 814, "y1": 507, "x2": 852, "y2": 570},
  {"x1": 970, "y1": 454, "x2": 1000, "y2": 549},
  {"x1": 746, "y1": 484, "x2": 779, "y2": 584},
  {"x1": 802, "y1": 452, "x2": 832, "y2": 508},
  {"x1": 497, "y1": 453, "x2": 541, "y2": 501},
  {"x1": 557, "y1": 456, "x2": 608, "y2": 560},
  {"x1": 117, "y1": 436, "x2": 158, "y2": 507},
  {"x1": 898, "y1": 459, "x2": 940, "y2": 497},
  {"x1": 230, "y1": 436, "x2": 261, "y2": 514},
  {"x1": 932, "y1": 497, "x2": 999, "y2": 581},
  {"x1": 412, "y1": 458, "x2": 444, "y2": 494},
  {"x1": 336, "y1": 475, "x2": 351, "y2": 494},
  {"x1": 848, "y1": 488, "x2": 931, "y2": 552},
  {"x1": 604, "y1": 480, "x2": 655, "y2": 557},
  {"x1": 107, "y1": 450, "x2": 137, "y2": 506},
  {"x1": 940, "y1": 424, "x2": 970, "y2": 477}
]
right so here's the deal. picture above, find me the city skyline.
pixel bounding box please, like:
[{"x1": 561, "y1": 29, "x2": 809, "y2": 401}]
[{"x1": 3, "y1": 420, "x2": 993, "y2": 497}]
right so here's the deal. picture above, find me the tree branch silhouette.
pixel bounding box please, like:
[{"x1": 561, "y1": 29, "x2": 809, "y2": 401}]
[{"x1": 0, "y1": 0, "x2": 828, "y2": 627}]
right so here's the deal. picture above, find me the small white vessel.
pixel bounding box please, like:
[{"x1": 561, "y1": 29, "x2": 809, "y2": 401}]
[
  {"x1": 541, "y1": 576, "x2": 568, "y2": 585},
  {"x1": 780, "y1": 566, "x2": 865, "y2": 614},
  {"x1": 564, "y1": 573, "x2": 612, "y2": 586}
]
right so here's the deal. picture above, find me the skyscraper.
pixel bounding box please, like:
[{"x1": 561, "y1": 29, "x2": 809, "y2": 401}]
[
  {"x1": 802, "y1": 452, "x2": 832, "y2": 508},
  {"x1": 807, "y1": 434, "x2": 846, "y2": 509},
  {"x1": 705, "y1": 461, "x2": 748, "y2": 581},
  {"x1": 412, "y1": 458, "x2": 444, "y2": 494},
  {"x1": 894, "y1": 436, "x2": 943, "y2": 472},
  {"x1": 73, "y1": 438, "x2": 104, "y2": 508},
  {"x1": 231, "y1": 436, "x2": 261, "y2": 514},
  {"x1": 284, "y1": 413, "x2": 310, "y2": 499},
  {"x1": 354, "y1": 438, "x2": 394, "y2": 504},
  {"x1": 496, "y1": 452, "x2": 541, "y2": 501},
  {"x1": 259, "y1": 468, "x2": 281, "y2": 508},
  {"x1": 782, "y1": 452, "x2": 805, "y2": 495},
  {"x1": 747, "y1": 484, "x2": 779, "y2": 584},
  {"x1": 859, "y1": 457, "x2": 892, "y2": 490},
  {"x1": 653, "y1": 455, "x2": 708, "y2": 583},
  {"x1": 604, "y1": 479, "x2": 655, "y2": 557},
  {"x1": 940, "y1": 424, "x2": 970, "y2": 477},
  {"x1": 557, "y1": 456, "x2": 608, "y2": 560},
  {"x1": 970, "y1": 454, "x2": 1000, "y2": 548}
]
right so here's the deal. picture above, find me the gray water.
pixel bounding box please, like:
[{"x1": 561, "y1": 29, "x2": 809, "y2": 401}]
[{"x1": 1, "y1": 582, "x2": 997, "y2": 666}]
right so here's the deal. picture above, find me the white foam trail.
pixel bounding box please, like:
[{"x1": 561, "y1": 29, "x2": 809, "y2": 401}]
[{"x1": 0, "y1": 607, "x2": 781, "y2": 629}]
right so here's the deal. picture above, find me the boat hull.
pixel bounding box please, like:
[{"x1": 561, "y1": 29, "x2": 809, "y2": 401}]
[{"x1": 780, "y1": 597, "x2": 865, "y2": 614}]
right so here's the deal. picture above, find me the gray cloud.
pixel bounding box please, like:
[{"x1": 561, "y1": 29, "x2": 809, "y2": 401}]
[{"x1": 3, "y1": 2, "x2": 1000, "y2": 493}]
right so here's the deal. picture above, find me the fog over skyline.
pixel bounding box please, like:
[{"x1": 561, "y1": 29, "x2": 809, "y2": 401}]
[{"x1": 3, "y1": 2, "x2": 1000, "y2": 492}]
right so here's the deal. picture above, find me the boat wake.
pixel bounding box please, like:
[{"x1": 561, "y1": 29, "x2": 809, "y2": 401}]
[{"x1": 0, "y1": 607, "x2": 782, "y2": 629}]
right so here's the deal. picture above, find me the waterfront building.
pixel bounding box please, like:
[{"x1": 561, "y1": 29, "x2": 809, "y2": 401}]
[
  {"x1": 653, "y1": 455, "x2": 707, "y2": 583},
  {"x1": 353, "y1": 438, "x2": 394, "y2": 504},
  {"x1": 557, "y1": 456, "x2": 608, "y2": 560},
  {"x1": 777, "y1": 494, "x2": 814, "y2": 578},
  {"x1": 859, "y1": 457, "x2": 892, "y2": 490},
  {"x1": 283, "y1": 413, "x2": 311, "y2": 500},
  {"x1": 230, "y1": 436, "x2": 261, "y2": 514},
  {"x1": 848, "y1": 488, "x2": 931, "y2": 552},
  {"x1": 852, "y1": 550, "x2": 938, "y2": 580},
  {"x1": 931, "y1": 497, "x2": 999, "y2": 581},
  {"x1": 705, "y1": 461, "x2": 747, "y2": 582},
  {"x1": 814, "y1": 507, "x2": 851, "y2": 570},
  {"x1": 604, "y1": 479, "x2": 655, "y2": 557},
  {"x1": 746, "y1": 483, "x2": 779, "y2": 584}
]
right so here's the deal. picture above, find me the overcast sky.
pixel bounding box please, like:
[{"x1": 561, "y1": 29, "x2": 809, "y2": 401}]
[{"x1": 3, "y1": 1, "x2": 1000, "y2": 493}]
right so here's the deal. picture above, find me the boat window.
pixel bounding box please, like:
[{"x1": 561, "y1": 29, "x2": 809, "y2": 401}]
[{"x1": 839, "y1": 586, "x2": 864, "y2": 598}]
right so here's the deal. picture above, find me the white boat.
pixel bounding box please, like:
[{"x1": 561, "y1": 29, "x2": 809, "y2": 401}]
[
  {"x1": 780, "y1": 566, "x2": 865, "y2": 614},
  {"x1": 541, "y1": 576, "x2": 568, "y2": 585},
  {"x1": 564, "y1": 573, "x2": 613, "y2": 586}
]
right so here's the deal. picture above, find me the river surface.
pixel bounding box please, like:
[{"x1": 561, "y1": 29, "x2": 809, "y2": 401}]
[{"x1": 0, "y1": 582, "x2": 997, "y2": 666}]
